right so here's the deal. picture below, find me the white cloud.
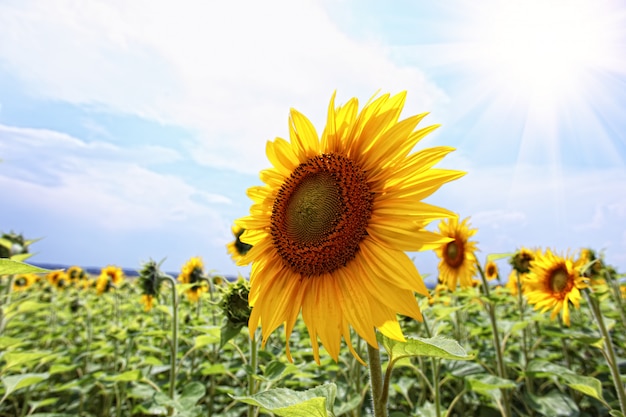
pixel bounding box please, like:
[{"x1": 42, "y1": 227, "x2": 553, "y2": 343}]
[
  {"x1": 0, "y1": 0, "x2": 446, "y2": 174},
  {"x1": 0, "y1": 124, "x2": 230, "y2": 231}
]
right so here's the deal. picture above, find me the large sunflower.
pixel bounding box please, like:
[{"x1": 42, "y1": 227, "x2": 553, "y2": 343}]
[
  {"x1": 435, "y1": 216, "x2": 478, "y2": 291},
  {"x1": 236, "y1": 91, "x2": 463, "y2": 363},
  {"x1": 524, "y1": 249, "x2": 587, "y2": 326},
  {"x1": 226, "y1": 224, "x2": 253, "y2": 263}
]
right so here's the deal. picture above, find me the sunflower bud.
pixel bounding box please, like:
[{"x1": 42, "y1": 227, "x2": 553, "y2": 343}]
[
  {"x1": 221, "y1": 279, "x2": 252, "y2": 327},
  {"x1": 510, "y1": 249, "x2": 534, "y2": 274},
  {"x1": 137, "y1": 259, "x2": 163, "y2": 312}
]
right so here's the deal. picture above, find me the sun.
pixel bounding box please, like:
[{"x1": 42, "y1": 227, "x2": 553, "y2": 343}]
[{"x1": 468, "y1": 0, "x2": 619, "y2": 105}]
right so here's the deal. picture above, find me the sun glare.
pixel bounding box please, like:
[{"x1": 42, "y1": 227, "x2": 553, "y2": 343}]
[{"x1": 472, "y1": 0, "x2": 617, "y2": 104}]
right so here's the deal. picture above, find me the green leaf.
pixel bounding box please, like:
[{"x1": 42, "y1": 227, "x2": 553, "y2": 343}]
[
  {"x1": 526, "y1": 360, "x2": 606, "y2": 404},
  {"x1": 2, "y1": 352, "x2": 54, "y2": 372},
  {"x1": 220, "y1": 322, "x2": 244, "y2": 348},
  {"x1": 178, "y1": 382, "x2": 205, "y2": 410},
  {"x1": 193, "y1": 332, "x2": 220, "y2": 350},
  {"x1": 233, "y1": 383, "x2": 336, "y2": 417},
  {"x1": 526, "y1": 391, "x2": 579, "y2": 417},
  {"x1": 0, "y1": 259, "x2": 51, "y2": 275},
  {"x1": 1, "y1": 373, "x2": 48, "y2": 399},
  {"x1": 609, "y1": 411, "x2": 625, "y2": 417},
  {"x1": 466, "y1": 374, "x2": 516, "y2": 395},
  {"x1": 487, "y1": 253, "x2": 515, "y2": 262},
  {"x1": 380, "y1": 334, "x2": 474, "y2": 362},
  {"x1": 103, "y1": 369, "x2": 142, "y2": 382},
  {"x1": 10, "y1": 253, "x2": 33, "y2": 262}
]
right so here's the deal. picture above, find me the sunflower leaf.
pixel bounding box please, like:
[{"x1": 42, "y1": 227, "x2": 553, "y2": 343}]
[
  {"x1": 232, "y1": 383, "x2": 336, "y2": 417},
  {"x1": 0, "y1": 259, "x2": 51, "y2": 275},
  {"x1": 1, "y1": 373, "x2": 49, "y2": 400},
  {"x1": 380, "y1": 335, "x2": 474, "y2": 362}
]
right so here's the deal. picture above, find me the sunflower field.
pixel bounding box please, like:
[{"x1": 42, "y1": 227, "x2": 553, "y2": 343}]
[{"x1": 1, "y1": 92, "x2": 625, "y2": 417}]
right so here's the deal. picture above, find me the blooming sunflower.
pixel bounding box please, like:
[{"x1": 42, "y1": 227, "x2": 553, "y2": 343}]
[
  {"x1": 435, "y1": 216, "x2": 478, "y2": 291},
  {"x1": 178, "y1": 257, "x2": 206, "y2": 302},
  {"x1": 67, "y1": 265, "x2": 90, "y2": 289},
  {"x1": 96, "y1": 265, "x2": 124, "y2": 295},
  {"x1": 226, "y1": 224, "x2": 253, "y2": 262},
  {"x1": 485, "y1": 260, "x2": 499, "y2": 281},
  {"x1": 12, "y1": 273, "x2": 37, "y2": 291},
  {"x1": 524, "y1": 248, "x2": 587, "y2": 326},
  {"x1": 236, "y1": 91, "x2": 463, "y2": 363},
  {"x1": 47, "y1": 270, "x2": 68, "y2": 289}
]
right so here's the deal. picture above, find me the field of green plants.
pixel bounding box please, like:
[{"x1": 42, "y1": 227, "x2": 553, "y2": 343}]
[{"x1": 0, "y1": 228, "x2": 624, "y2": 417}]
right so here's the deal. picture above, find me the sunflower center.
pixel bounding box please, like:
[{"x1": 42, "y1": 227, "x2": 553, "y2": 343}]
[
  {"x1": 550, "y1": 267, "x2": 570, "y2": 293},
  {"x1": 444, "y1": 238, "x2": 465, "y2": 268},
  {"x1": 271, "y1": 153, "x2": 373, "y2": 276}
]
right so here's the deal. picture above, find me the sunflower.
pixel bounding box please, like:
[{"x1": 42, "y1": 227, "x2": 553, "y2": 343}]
[
  {"x1": 47, "y1": 270, "x2": 68, "y2": 289},
  {"x1": 178, "y1": 257, "x2": 206, "y2": 302},
  {"x1": 12, "y1": 273, "x2": 37, "y2": 291},
  {"x1": 510, "y1": 248, "x2": 535, "y2": 274},
  {"x1": 67, "y1": 265, "x2": 90, "y2": 289},
  {"x1": 435, "y1": 216, "x2": 478, "y2": 291},
  {"x1": 235, "y1": 91, "x2": 463, "y2": 363},
  {"x1": 138, "y1": 260, "x2": 163, "y2": 312},
  {"x1": 96, "y1": 265, "x2": 124, "y2": 295},
  {"x1": 577, "y1": 248, "x2": 606, "y2": 287},
  {"x1": 485, "y1": 260, "x2": 499, "y2": 281},
  {"x1": 524, "y1": 248, "x2": 587, "y2": 326},
  {"x1": 226, "y1": 224, "x2": 253, "y2": 262}
]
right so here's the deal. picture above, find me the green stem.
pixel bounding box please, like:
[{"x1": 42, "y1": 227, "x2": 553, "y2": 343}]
[
  {"x1": 367, "y1": 341, "x2": 387, "y2": 417},
  {"x1": 607, "y1": 270, "x2": 626, "y2": 329},
  {"x1": 477, "y1": 261, "x2": 511, "y2": 417},
  {"x1": 248, "y1": 333, "x2": 258, "y2": 417},
  {"x1": 161, "y1": 274, "x2": 179, "y2": 400},
  {"x1": 422, "y1": 316, "x2": 442, "y2": 417},
  {"x1": 516, "y1": 272, "x2": 534, "y2": 401},
  {"x1": 584, "y1": 289, "x2": 626, "y2": 415}
]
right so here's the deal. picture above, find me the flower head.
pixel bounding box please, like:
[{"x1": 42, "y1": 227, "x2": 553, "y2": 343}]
[
  {"x1": 96, "y1": 266, "x2": 124, "y2": 295},
  {"x1": 485, "y1": 260, "x2": 499, "y2": 281},
  {"x1": 12, "y1": 273, "x2": 37, "y2": 291},
  {"x1": 524, "y1": 249, "x2": 587, "y2": 326},
  {"x1": 221, "y1": 278, "x2": 252, "y2": 327},
  {"x1": 138, "y1": 260, "x2": 163, "y2": 311},
  {"x1": 510, "y1": 248, "x2": 535, "y2": 274},
  {"x1": 178, "y1": 257, "x2": 206, "y2": 302},
  {"x1": 236, "y1": 91, "x2": 463, "y2": 363},
  {"x1": 47, "y1": 270, "x2": 68, "y2": 289},
  {"x1": 227, "y1": 224, "x2": 253, "y2": 262},
  {"x1": 435, "y1": 216, "x2": 478, "y2": 291}
]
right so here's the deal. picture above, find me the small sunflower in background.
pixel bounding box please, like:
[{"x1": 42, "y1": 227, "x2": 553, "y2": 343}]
[
  {"x1": 12, "y1": 273, "x2": 38, "y2": 291},
  {"x1": 137, "y1": 260, "x2": 163, "y2": 312},
  {"x1": 506, "y1": 248, "x2": 536, "y2": 295},
  {"x1": 178, "y1": 257, "x2": 206, "y2": 302},
  {"x1": 96, "y1": 265, "x2": 124, "y2": 295},
  {"x1": 485, "y1": 260, "x2": 499, "y2": 281},
  {"x1": 435, "y1": 216, "x2": 478, "y2": 291},
  {"x1": 429, "y1": 279, "x2": 451, "y2": 306},
  {"x1": 577, "y1": 248, "x2": 606, "y2": 287},
  {"x1": 226, "y1": 224, "x2": 252, "y2": 263},
  {"x1": 47, "y1": 270, "x2": 68, "y2": 290},
  {"x1": 235, "y1": 91, "x2": 462, "y2": 363},
  {"x1": 524, "y1": 248, "x2": 587, "y2": 326},
  {"x1": 67, "y1": 265, "x2": 90, "y2": 289}
]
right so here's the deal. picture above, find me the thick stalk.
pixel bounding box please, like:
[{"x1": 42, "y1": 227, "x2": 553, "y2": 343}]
[
  {"x1": 585, "y1": 290, "x2": 626, "y2": 415},
  {"x1": 161, "y1": 274, "x2": 179, "y2": 400},
  {"x1": 516, "y1": 272, "x2": 534, "y2": 400},
  {"x1": 421, "y1": 316, "x2": 442, "y2": 417},
  {"x1": 367, "y1": 342, "x2": 387, "y2": 417}
]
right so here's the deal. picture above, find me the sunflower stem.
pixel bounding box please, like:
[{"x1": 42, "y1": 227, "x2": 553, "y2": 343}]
[
  {"x1": 422, "y1": 315, "x2": 442, "y2": 417},
  {"x1": 584, "y1": 289, "x2": 626, "y2": 415},
  {"x1": 367, "y1": 341, "x2": 387, "y2": 417},
  {"x1": 160, "y1": 274, "x2": 179, "y2": 401},
  {"x1": 248, "y1": 333, "x2": 258, "y2": 417},
  {"x1": 477, "y1": 261, "x2": 511, "y2": 417},
  {"x1": 516, "y1": 272, "x2": 534, "y2": 400}
]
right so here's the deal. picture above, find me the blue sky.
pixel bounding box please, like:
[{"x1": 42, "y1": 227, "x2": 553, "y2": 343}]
[{"x1": 1, "y1": 0, "x2": 625, "y2": 283}]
